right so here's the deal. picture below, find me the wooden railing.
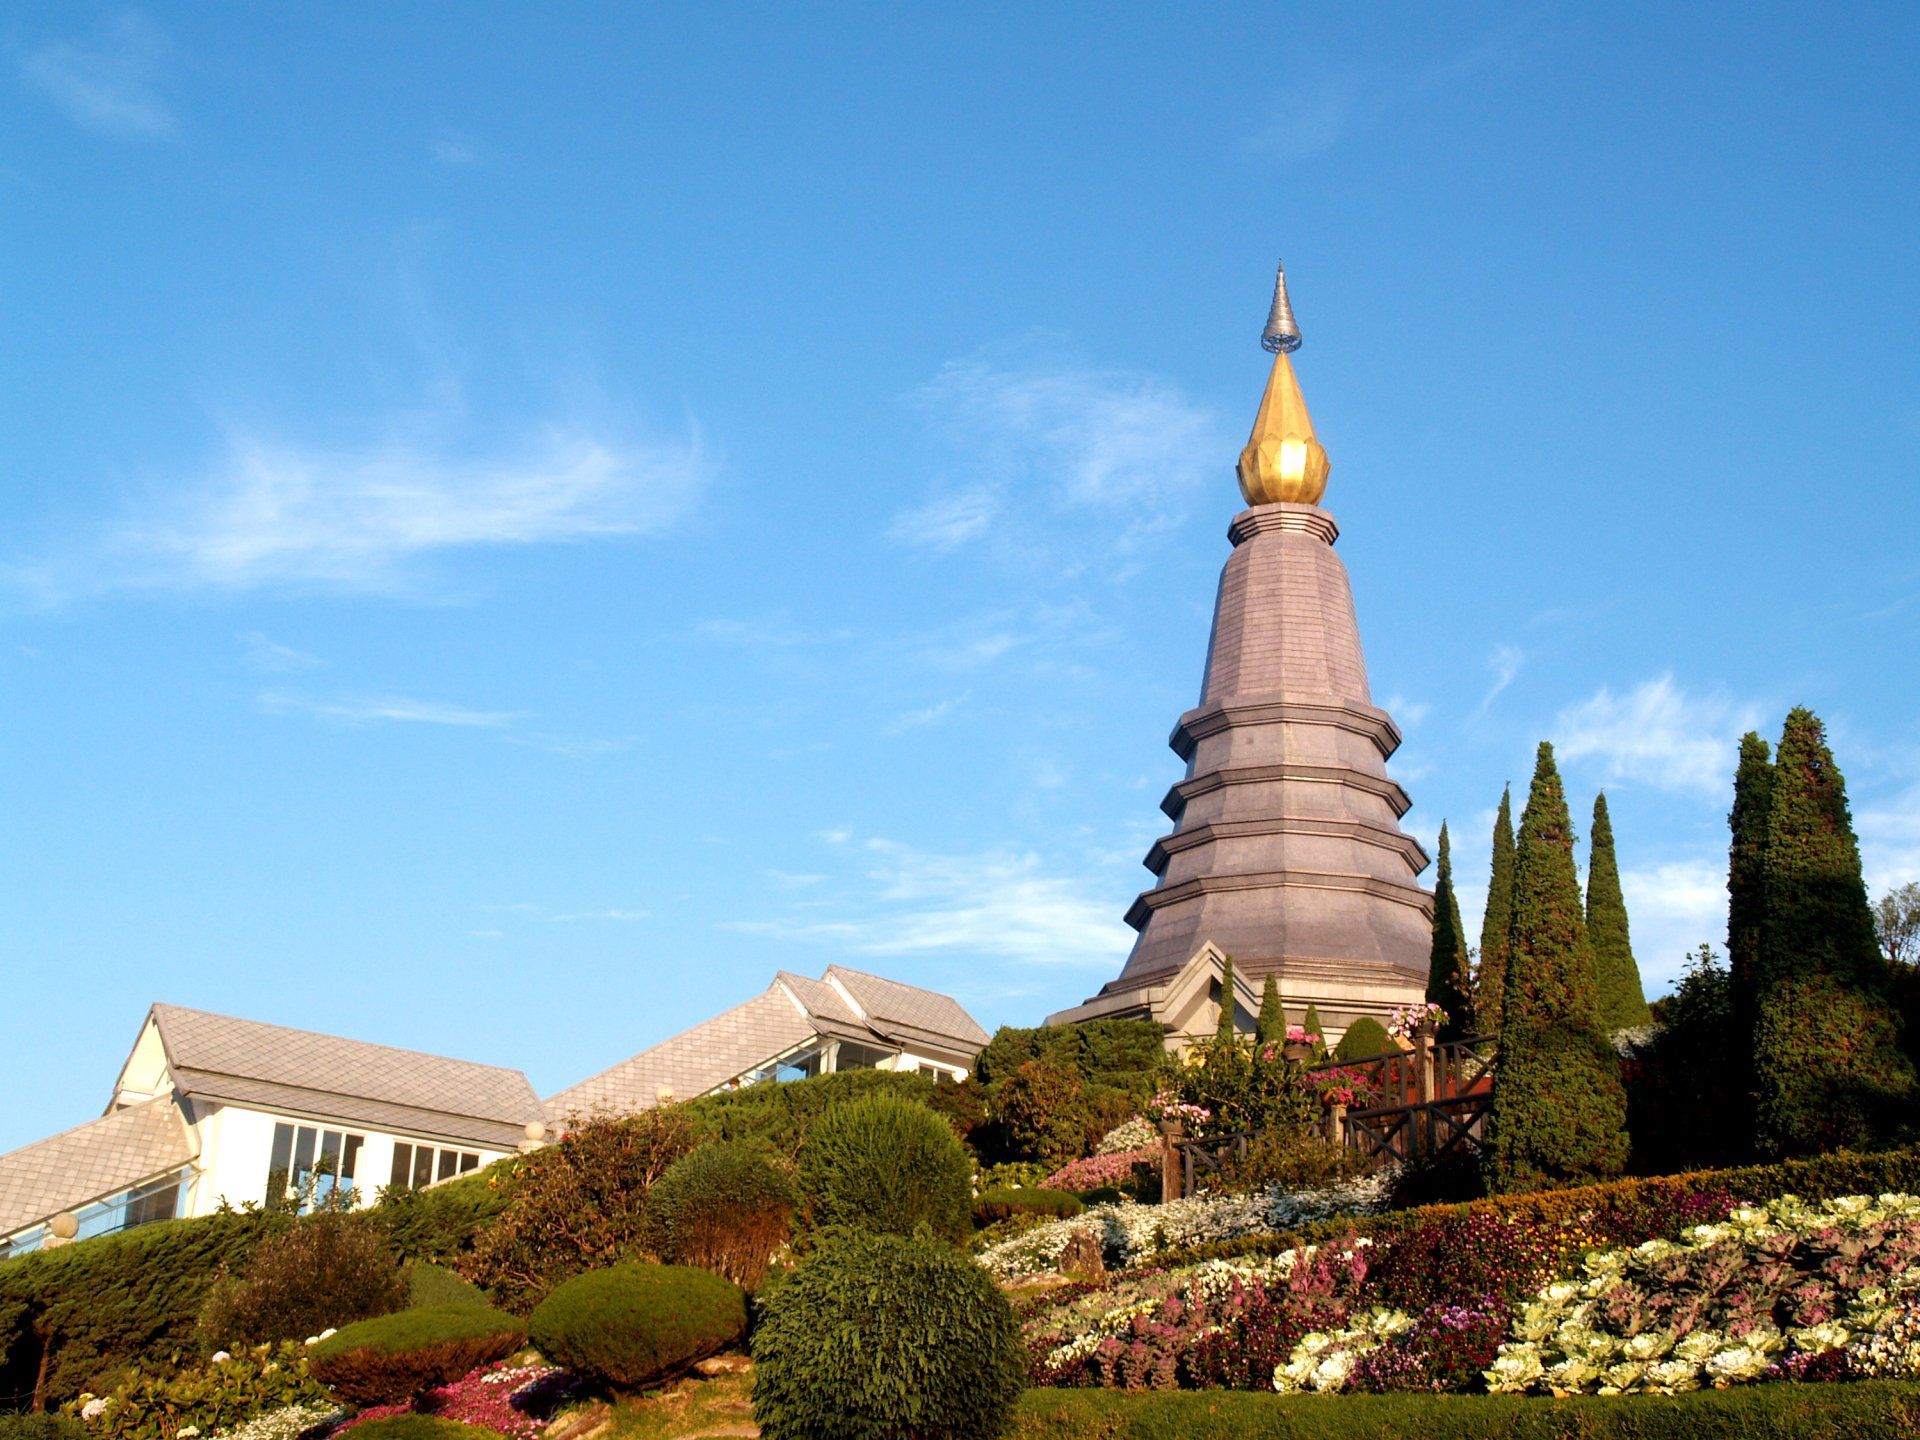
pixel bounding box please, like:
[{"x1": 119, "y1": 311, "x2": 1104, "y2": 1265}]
[{"x1": 1161, "y1": 1027, "x2": 1497, "y2": 1196}]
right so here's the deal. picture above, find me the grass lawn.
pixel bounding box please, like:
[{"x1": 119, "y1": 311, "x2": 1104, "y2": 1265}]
[{"x1": 581, "y1": 1373, "x2": 758, "y2": 1440}]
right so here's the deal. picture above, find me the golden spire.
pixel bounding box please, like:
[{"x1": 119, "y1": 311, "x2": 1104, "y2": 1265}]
[{"x1": 1237, "y1": 261, "x2": 1330, "y2": 507}]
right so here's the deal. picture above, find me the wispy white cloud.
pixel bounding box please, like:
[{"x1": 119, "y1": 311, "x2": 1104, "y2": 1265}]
[
  {"x1": 1860, "y1": 783, "x2": 1920, "y2": 896},
  {"x1": 883, "y1": 695, "x2": 966, "y2": 736},
  {"x1": 1475, "y1": 644, "x2": 1524, "y2": 716},
  {"x1": 728, "y1": 833, "x2": 1132, "y2": 969},
  {"x1": 240, "y1": 631, "x2": 324, "y2": 674},
  {"x1": 1555, "y1": 675, "x2": 1764, "y2": 796},
  {"x1": 892, "y1": 352, "x2": 1223, "y2": 558},
  {"x1": 17, "y1": 420, "x2": 709, "y2": 602},
  {"x1": 258, "y1": 692, "x2": 521, "y2": 728},
  {"x1": 430, "y1": 135, "x2": 481, "y2": 167},
  {"x1": 1250, "y1": 77, "x2": 1358, "y2": 161},
  {"x1": 1620, "y1": 857, "x2": 1728, "y2": 993},
  {"x1": 18, "y1": 12, "x2": 178, "y2": 140},
  {"x1": 550, "y1": 908, "x2": 647, "y2": 923}
]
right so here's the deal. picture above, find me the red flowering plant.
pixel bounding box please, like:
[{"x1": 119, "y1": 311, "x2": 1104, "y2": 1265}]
[{"x1": 336, "y1": 1360, "x2": 592, "y2": 1438}]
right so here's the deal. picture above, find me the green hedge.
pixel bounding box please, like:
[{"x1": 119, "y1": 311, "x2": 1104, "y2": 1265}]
[
  {"x1": 308, "y1": 1303, "x2": 526, "y2": 1405},
  {"x1": 528, "y1": 1264, "x2": 745, "y2": 1394},
  {"x1": 0, "y1": 1211, "x2": 281, "y2": 1410},
  {"x1": 682, "y1": 1070, "x2": 935, "y2": 1160},
  {"x1": 974, "y1": 1022, "x2": 1164, "y2": 1093},
  {"x1": 0, "y1": 1172, "x2": 513, "y2": 1412},
  {"x1": 1010, "y1": 1382, "x2": 1920, "y2": 1439},
  {"x1": 1157, "y1": 1143, "x2": 1920, "y2": 1269},
  {"x1": 974, "y1": 1189, "x2": 1084, "y2": 1225}
]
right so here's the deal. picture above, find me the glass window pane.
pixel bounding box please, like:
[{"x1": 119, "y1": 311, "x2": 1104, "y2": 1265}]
[
  {"x1": 291, "y1": 1126, "x2": 317, "y2": 1183},
  {"x1": 317, "y1": 1131, "x2": 342, "y2": 1175},
  {"x1": 267, "y1": 1123, "x2": 295, "y2": 1200},
  {"x1": 458, "y1": 1152, "x2": 479, "y2": 1174},
  {"x1": 412, "y1": 1146, "x2": 434, "y2": 1188},
  {"x1": 341, "y1": 1135, "x2": 363, "y2": 1182},
  {"x1": 436, "y1": 1149, "x2": 457, "y2": 1182},
  {"x1": 390, "y1": 1143, "x2": 413, "y2": 1190}
]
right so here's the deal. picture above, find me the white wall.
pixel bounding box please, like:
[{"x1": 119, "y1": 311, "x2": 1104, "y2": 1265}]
[{"x1": 185, "y1": 1104, "x2": 514, "y2": 1216}]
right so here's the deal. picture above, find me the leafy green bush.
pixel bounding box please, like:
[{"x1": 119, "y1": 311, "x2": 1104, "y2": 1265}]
[
  {"x1": 974, "y1": 1022, "x2": 1164, "y2": 1094},
  {"x1": 307, "y1": 1304, "x2": 526, "y2": 1405},
  {"x1": 1331, "y1": 1017, "x2": 1391, "y2": 1062},
  {"x1": 973, "y1": 1188, "x2": 1084, "y2": 1225},
  {"x1": 0, "y1": 1417, "x2": 89, "y2": 1440},
  {"x1": 341, "y1": 1420, "x2": 502, "y2": 1440},
  {"x1": 796, "y1": 1094, "x2": 972, "y2": 1242},
  {"x1": 462, "y1": 1108, "x2": 698, "y2": 1311},
  {"x1": 647, "y1": 1142, "x2": 795, "y2": 1289},
  {"x1": 404, "y1": 1261, "x2": 488, "y2": 1308},
  {"x1": 197, "y1": 1213, "x2": 408, "y2": 1349},
  {"x1": 0, "y1": 1211, "x2": 281, "y2": 1409},
  {"x1": 1007, "y1": 1382, "x2": 1920, "y2": 1438},
  {"x1": 1209, "y1": 1131, "x2": 1365, "y2": 1196},
  {"x1": 371, "y1": 1167, "x2": 515, "y2": 1265},
  {"x1": 527, "y1": 1264, "x2": 745, "y2": 1395},
  {"x1": 62, "y1": 1341, "x2": 328, "y2": 1440},
  {"x1": 753, "y1": 1232, "x2": 1024, "y2": 1440},
  {"x1": 683, "y1": 1070, "x2": 935, "y2": 1162}
]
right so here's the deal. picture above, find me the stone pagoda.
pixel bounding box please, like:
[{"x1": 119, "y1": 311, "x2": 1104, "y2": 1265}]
[{"x1": 1050, "y1": 264, "x2": 1432, "y2": 1047}]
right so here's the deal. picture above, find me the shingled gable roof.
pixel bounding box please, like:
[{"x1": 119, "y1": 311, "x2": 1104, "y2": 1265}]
[
  {"x1": 0, "y1": 1097, "x2": 196, "y2": 1239},
  {"x1": 144, "y1": 1004, "x2": 544, "y2": 1150},
  {"x1": 542, "y1": 967, "x2": 988, "y2": 1121}
]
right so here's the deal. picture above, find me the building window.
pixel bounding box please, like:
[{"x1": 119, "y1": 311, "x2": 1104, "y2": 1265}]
[
  {"x1": 388, "y1": 1142, "x2": 480, "y2": 1191},
  {"x1": 266, "y1": 1123, "x2": 363, "y2": 1209}
]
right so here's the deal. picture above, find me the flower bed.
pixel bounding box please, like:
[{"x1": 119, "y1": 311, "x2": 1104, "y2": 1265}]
[
  {"x1": 337, "y1": 1362, "x2": 590, "y2": 1439},
  {"x1": 1042, "y1": 1148, "x2": 1160, "y2": 1193},
  {"x1": 1016, "y1": 1187, "x2": 1920, "y2": 1404},
  {"x1": 978, "y1": 1174, "x2": 1392, "y2": 1278}
]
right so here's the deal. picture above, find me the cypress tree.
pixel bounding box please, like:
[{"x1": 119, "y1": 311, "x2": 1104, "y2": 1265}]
[
  {"x1": 1586, "y1": 793, "x2": 1652, "y2": 1032},
  {"x1": 1482, "y1": 742, "x2": 1629, "y2": 1193},
  {"x1": 1302, "y1": 1003, "x2": 1327, "y2": 1056},
  {"x1": 1727, "y1": 731, "x2": 1774, "y2": 1092},
  {"x1": 1425, "y1": 822, "x2": 1473, "y2": 1038},
  {"x1": 1750, "y1": 708, "x2": 1915, "y2": 1156},
  {"x1": 1255, "y1": 974, "x2": 1286, "y2": 1047},
  {"x1": 1217, "y1": 954, "x2": 1237, "y2": 1041},
  {"x1": 1477, "y1": 786, "x2": 1517, "y2": 1035}
]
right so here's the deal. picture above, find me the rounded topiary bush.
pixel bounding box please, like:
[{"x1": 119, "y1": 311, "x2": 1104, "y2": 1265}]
[
  {"x1": 308, "y1": 1303, "x2": 527, "y2": 1405},
  {"x1": 795, "y1": 1093, "x2": 971, "y2": 1241},
  {"x1": 528, "y1": 1263, "x2": 746, "y2": 1395},
  {"x1": 972, "y1": 1187, "x2": 1084, "y2": 1225},
  {"x1": 752, "y1": 1232, "x2": 1023, "y2": 1440},
  {"x1": 404, "y1": 1259, "x2": 489, "y2": 1309},
  {"x1": 648, "y1": 1141, "x2": 795, "y2": 1289},
  {"x1": 1333, "y1": 1016, "x2": 1393, "y2": 1062}
]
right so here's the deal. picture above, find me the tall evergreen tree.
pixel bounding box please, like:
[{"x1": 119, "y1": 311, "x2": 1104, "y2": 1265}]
[
  {"x1": 1477, "y1": 786, "x2": 1517, "y2": 1035},
  {"x1": 1727, "y1": 730, "x2": 1775, "y2": 1129},
  {"x1": 1586, "y1": 793, "x2": 1652, "y2": 1032},
  {"x1": 1750, "y1": 708, "x2": 1915, "y2": 1156},
  {"x1": 1482, "y1": 742, "x2": 1630, "y2": 1193},
  {"x1": 1255, "y1": 975, "x2": 1286, "y2": 1047},
  {"x1": 1302, "y1": 1003, "x2": 1327, "y2": 1057},
  {"x1": 1425, "y1": 822, "x2": 1473, "y2": 1038},
  {"x1": 1217, "y1": 954, "x2": 1237, "y2": 1041}
]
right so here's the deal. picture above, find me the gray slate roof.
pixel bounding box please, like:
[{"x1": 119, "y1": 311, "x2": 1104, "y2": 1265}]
[
  {"x1": 543, "y1": 967, "x2": 988, "y2": 1121},
  {"x1": 150, "y1": 1004, "x2": 544, "y2": 1150},
  {"x1": 0, "y1": 1097, "x2": 196, "y2": 1238}
]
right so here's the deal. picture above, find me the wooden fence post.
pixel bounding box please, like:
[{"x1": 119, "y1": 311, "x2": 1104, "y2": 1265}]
[
  {"x1": 1158, "y1": 1120, "x2": 1184, "y2": 1203},
  {"x1": 1325, "y1": 1101, "x2": 1347, "y2": 1149}
]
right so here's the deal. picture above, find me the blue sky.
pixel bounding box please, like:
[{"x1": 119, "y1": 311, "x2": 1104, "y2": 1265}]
[{"x1": 3, "y1": 4, "x2": 1918, "y2": 1152}]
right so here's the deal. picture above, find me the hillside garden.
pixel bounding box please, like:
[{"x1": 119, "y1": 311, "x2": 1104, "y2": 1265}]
[{"x1": 3, "y1": 708, "x2": 1920, "y2": 1439}]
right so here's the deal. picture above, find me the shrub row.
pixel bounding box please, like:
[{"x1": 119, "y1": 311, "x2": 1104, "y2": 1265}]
[
  {"x1": 974, "y1": 1189, "x2": 1084, "y2": 1225},
  {"x1": 681, "y1": 1069, "x2": 937, "y2": 1161},
  {"x1": 529, "y1": 1264, "x2": 745, "y2": 1395},
  {"x1": 1008, "y1": 1382, "x2": 1920, "y2": 1439},
  {"x1": 1156, "y1": 1143, "x2": 1920, "y2": 1269}
]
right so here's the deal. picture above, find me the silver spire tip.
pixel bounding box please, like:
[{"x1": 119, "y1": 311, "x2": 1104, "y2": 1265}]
[{"x1": 1260, "y1": 260, "x2": 1302, "y2": 354}]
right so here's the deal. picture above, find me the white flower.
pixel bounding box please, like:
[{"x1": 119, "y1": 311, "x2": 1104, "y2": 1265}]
[
  {"x1": 178, "y1": 1428, "x2": 202, "y2": 1438},
  {"x1": 81, "y1": 1398, "x2": 109, "y2": 1420},
  {"x1": 317, "y1": 1328, "x2": 336, "y2": 1340},
  {"x1": 211, "y1": 1351, "x2": 231, "y2": 1364}
]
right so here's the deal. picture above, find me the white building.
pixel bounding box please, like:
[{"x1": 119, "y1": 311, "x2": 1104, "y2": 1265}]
[
  {"x1": 0, "y1": 1004, "x2": 544, "y2": 1256},
  {"x1": 0, "y1": 967, "x2": 992, "y2": 1257}
]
